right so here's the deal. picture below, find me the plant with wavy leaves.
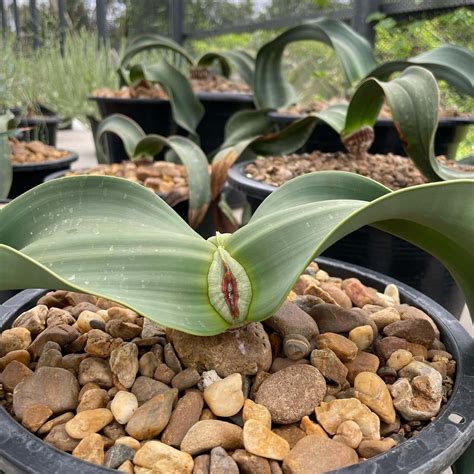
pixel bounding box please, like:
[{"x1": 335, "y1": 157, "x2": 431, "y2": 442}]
[
  {"x1": 275, "y1": 66, "x2": 474, "y2": 182},
  {"x1": 116, "y1": 33, "x2": 256, "y2": 138},
  {"x1": 254, "y1": 18, "x2": 474, "y2": 109},
  {"x1": 0, "y1": 172, "x2": 473, "y2": 335},
  {"x1": 94, "y1": 108, "x2": 316, "y2": 228}
]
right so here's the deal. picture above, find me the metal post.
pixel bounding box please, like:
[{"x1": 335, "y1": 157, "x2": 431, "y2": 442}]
[
  {"x1": 0, "y1": 0, "x2": 6, "y2": 41},
  {"x1": 12, "y1": 0, "x2": 20, "y2": 42},
  {"x1": 30, "y1": 0, "x2": 39, "y2": 49},
  {"x1": 169, "y1": 0, "x2": 184, "y2": 44},
  {"x1": 351, "y1": 0, "x2": 379, "y2": 45},
  {"x1": 96, "y1": 0, "x2": 107, "y2": 48},
  {"x1": 58, "y1": 0, "x2": 65, "y2": 56}
]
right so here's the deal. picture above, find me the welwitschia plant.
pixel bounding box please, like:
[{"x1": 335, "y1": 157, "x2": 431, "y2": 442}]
[
  {"x1": 95, "y1": 115, "x2": 210, "y2": 228},
  {"x1": 95, "y1": 110, "x2": 317, "y2": 225},
  {"x1": 0, "y1": 172, "x2": 473, "y2": 335},
  {"x1": 309, "y1": 67, "x2": 474, "y2": 181},
  {"x1": 253, "y1": 19, "x2": 474, "y2": 109},
  {"x1": 254, "y1": 18, "x2": 376, "y2": 109}
]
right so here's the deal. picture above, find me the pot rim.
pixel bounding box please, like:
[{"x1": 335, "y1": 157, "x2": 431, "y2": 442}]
[
  {"x1": 268, "y1": 110, "x2": 474, "y2": 126},
  {"x1": 227, "y1": 159, "x2": 276, "y2": 200},
  {"x1": 11, "y1": 152, "x2": 79, "y2": 172},
  {"x1": 0, "y1": 257, "x2": 472, "y2": 473},
  {"x1": 89, "y1": 91, "x2": 254, "y2": 104}
]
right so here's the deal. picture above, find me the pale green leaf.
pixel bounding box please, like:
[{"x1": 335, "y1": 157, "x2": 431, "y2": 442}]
[
  {"x1": 1, "y1": 173, "x2": 473, "y2": 336},
  {"x1": 344, "y1": 66, "x2": 474, "y2": 181},
  {"x1": 368, "y1": 45, "x2": 474, "y2": 97},
  {"x1": 0, "y1": 176, "x2": 226, "y2": 335},
  {"x1": 94, "y1": 115, "x2": 210, "y2": 228},
  {"x1": 227, "y1": 172, "x2": 474, "y2": 322},
  {"x1": 95, "y1": 114, "x2": 147, "y2": 164},
  {"x1": 119, "y1": 33, "x2": 194, "y2": 84}
]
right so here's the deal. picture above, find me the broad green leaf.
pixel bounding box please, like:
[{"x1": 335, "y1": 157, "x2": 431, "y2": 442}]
[
  {"x1": 254, "y1": 18, "x2": 377, "y2": 109},
  {"x1": 368, "y1": 45, "x2": 474, "y2": 97},
  {"x1": 0, "y1": 176, "x2": 227, "y2": 335},
  {"x1": 119, "y1": 33, "x2": 193, "y2": 85},
  {"x1": 344, "y1": 66, "x2": 474, "y2": 181},
  {"x1": 95, "y1": 114, "x2": 147, "y2": 164},
  {"x1": 227, "y1": 172, "x2": 474, "y2": 322},
  {"x1": 129, "y1": 59, "x2": 204, "y2": 137},
  {"x1": 198, "y1": 50, "x2": 255, "y2": 87},
  {"x1": 311, "y1": 102, "x2": 348, "y2": 135},
  {"x1": 1, "y1": 173, "x2": 473, "y2": 336},
  {"x1": 0, "y1": 110, "x2": 14, "y2": 199}
]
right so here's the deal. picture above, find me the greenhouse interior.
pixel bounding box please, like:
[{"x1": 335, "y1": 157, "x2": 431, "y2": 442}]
[{"x1": 0, "y1": 1, "x2": 473, "y2": 473}]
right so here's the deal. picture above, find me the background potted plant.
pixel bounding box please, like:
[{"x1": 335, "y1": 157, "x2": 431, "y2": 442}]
[
  {"x1": 227, "y1": 66, "x2": 474, "y2": 317},
  {"x1": 45, "y1": 107, "x2": 315, "y2": 236},
  {"x1": 90, "y1": 34, "x2": 255, "y2": 160},
  {"x1": 0, "y1": 171, "x2": 473, "y2": 472},
  {"x1": 255, "y1": 18, "x2": 474, "y2": 159}
]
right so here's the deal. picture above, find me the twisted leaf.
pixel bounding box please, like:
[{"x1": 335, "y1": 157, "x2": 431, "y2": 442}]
[
  {"x1": 0, "y1": 173, "x2": 473, "y2": 335},
  {"x1": 303, "y1": 67, "x2": 474, "y2": 181},
  {"x1": 119, "y1": 34, "x2": 193, "y2": 84},
  {"x1": 368, "y1": 45, "x2": 474, "y2": 97},
  {"x1": 198, "y1": 50, "x2": 255, "y2": 87},
  {"x1": 254, "y1": 18, "x2": 377, "y2": 109},
  {"x1": 129, "y1": 59, "x2": 204, "y2": 137},
  {"x1": 96, "y1": 114, "x2": 146, "y2": 164},
  {"x1": 211, "y1": 114, "x2": 317, "y2": 199},
  {"x1": 94, "y1": 114, "x2": 210, "y2": 228}
]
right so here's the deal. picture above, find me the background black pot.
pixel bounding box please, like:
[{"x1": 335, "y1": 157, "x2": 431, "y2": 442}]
[
  {"x1": 44, "y1": 169, "x2": 215, "y2": 239},
  {"x1": 0, "y1": 257, "x2": 472, "y2": 473},
  {"x1": 90, "y1": 92, "x2": 255, "y2": 162},
  {"x1": 269, "y1": 112, "x2": 473, "y2": 159},
  {"x1": 11, "y1": 106, "x2": 63, "y2": 147},
  {"x1": 9, "y1": 153, "x2": 78, "y2": 199},
  {"x1": 228, "y1": 161, "x2": 466, "y2": 317}
]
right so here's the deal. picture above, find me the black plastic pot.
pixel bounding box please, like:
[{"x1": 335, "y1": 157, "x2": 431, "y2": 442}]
[
  {"x1": 90, "y1": 92, "x2": 255, "y2": 162},
  {"x1": 0, "y1": 257, "x2": 472, "y2": 473},
  {"x1": 9, "y1": 153, "x2": 78, "y2": 199},
  {"x1": 228, "y1": 161, "x2": 466, "y2": 317},
  {"x1": 194, "y1": 92, "x2": 255, "y2": 154},
  {"x1": 44, "y1": 169, "x2": 215, "y2": 239},
  {"x1": 270, "y1": 112, "x2": 474, "y2": 159},
  {"x1": 10, "y1": 106, "x2": 64, "y2": 145}
]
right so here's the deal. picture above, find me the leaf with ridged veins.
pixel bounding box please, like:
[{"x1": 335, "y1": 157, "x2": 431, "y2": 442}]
[
  {"x1": 129, "y1": 60, "x2": 204, "y2": 137},
  {"x1": 367, "y1": 45, "x2": 474, "y2": 97},
  {"x1": 253, "y1": 18, "x2": 377, "y2": 109},
  {"x1": 1, "y1": 172, "x2": 473, "y2": 336}
]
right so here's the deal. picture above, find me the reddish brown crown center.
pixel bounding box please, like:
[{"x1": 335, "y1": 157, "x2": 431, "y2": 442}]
[{"x1": 221, "y1": 263, "x2": 240, "y2": 319}]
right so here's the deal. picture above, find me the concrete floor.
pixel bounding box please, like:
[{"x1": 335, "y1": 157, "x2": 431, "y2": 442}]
[{"x1": 57, "y1": 127, "x2": 473, "y2": 334}]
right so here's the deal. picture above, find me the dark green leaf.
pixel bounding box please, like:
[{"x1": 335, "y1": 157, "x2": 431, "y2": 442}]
[
  {"x1": 129, "y1": 59, "x2": 205, "y2": 137},
  {"x1": 254, "y1": 18, "x2": 377, "y2": 108}
]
